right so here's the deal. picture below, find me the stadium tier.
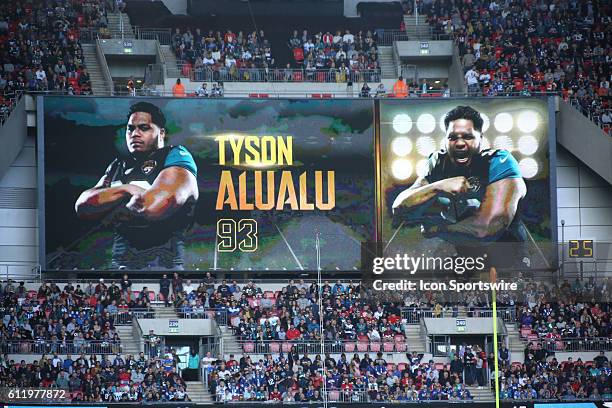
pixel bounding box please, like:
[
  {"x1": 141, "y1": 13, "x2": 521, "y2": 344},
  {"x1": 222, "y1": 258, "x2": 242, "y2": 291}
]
[{"x1": 0, "y1": 0, "x2": 610, "y2": 407}]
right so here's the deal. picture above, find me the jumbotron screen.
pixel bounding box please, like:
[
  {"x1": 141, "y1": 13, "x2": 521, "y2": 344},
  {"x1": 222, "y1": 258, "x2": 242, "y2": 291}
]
[
  {"x1": 40, "y1": 97, "x2": 376, "y2": 271},
  {"x1": 379, "y1": 98, "x2": 557, "y2": 275},
  {"x1": 39, "y1": 97, "x2": 556, "y2": 273}
]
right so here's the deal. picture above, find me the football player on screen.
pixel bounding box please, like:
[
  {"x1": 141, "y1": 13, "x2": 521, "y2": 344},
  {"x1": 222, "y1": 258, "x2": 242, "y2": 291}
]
[
  {"x1": 75, "y1": 102, "x2": 199, "y2": 270},
  {"x1": 392, "y1": 105, "x2": 531, "y2": 270}
]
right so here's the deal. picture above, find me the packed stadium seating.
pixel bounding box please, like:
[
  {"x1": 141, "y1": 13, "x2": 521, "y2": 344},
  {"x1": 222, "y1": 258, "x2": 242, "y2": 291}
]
[
  {"x1": 1, "y1": 275, "x2": 610, "y2": 402},
  {"x1": 419, "y1": 0, "x2": 610, "y2": 131}
]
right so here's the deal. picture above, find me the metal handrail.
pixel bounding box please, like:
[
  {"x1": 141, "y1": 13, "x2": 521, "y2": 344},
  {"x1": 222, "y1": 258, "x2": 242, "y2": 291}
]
[
  {"x1": 95, "y1": 38, "x2": 115, "y2": 95},
  {"x1": 183, "y1": 66, "x2": 382, "y2": 84},
  {"x1": 524, "y1": 337, "x2": 612, "y2": 352},
  {"x1": 0, "y1": 339, "x2": 123, "y2": 354}
]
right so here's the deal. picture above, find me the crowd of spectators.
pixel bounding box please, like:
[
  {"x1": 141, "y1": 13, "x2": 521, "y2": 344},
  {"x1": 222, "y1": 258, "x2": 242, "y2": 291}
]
[
  {"x1": 204, "y1": 352, "x2": 473, "y2": 402},
  {"x1": 172, "y1": 28, "x2": 275, "y2": 82},
  {"x1": 419, "y1": 0, "x2": 610, "y2": 131},
  {"x1": 0, "y1": 0, "x2": 109, "y2": 98},
  {"x1": 498, "y1": 347, "x2": 611, "y2": 400},
  {"x1": 0, "y1": 351, "x2": 190, "y2": 402},
  {"x1": 286, "y1": 29, "x2": 381, "y2": 83},
  {"x1": 0, "y1": 276, "x2": 155, "y2": 355}
]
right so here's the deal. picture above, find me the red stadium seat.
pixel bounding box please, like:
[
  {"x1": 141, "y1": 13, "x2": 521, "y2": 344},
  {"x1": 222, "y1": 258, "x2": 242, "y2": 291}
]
[
  {"x1": 264, "y1": 291, "x2": 275, "y2": 299},
  {"x1": 394, "y1": 334, "x2": 405, "y2": 341},
  {"x1": 585, "y1": 361, "x2": 594, "y2": 367},
  {"x1": 328, "y1": 390, "x2": 340, "y2": 401},
  {"x1": 357, "y1": 341, "x2": 368, "y2": 352},
  {"x1": 243, "y1": 342, "x2": 255, "y2": 353},
  {"x1": 249, "y1": 93, "x2": 258, "y2": 98},
  {"x1": 311, "y1": 93, "x2": 321, "y2": 98},
  {"x1": 230, "y1": 316, "x2": 240, "y2": 327},
  {"x1": 395, "y1": 341, "x2": 407, "y2": 352},
  {"x1": 435, "y1": 363, "x2": 444, "y2": 370},
  {"x1": 148, "y1": 292, "x2": 155, "y2": 301},
  {"x1": 344, "y1": 342, "x2": 356, "y2": 352},
  {"x1": 383, "y1": 342, "x2": 394, "y2": 352},
  {"x1": 369, "y1": 342, "x2": 381, "y2": 352},
  {"x1": 282, "y1": 342, "x2": 292, "y2": 353},
  {"x1": 321, "y1": 93, "x2": 332, "y2": 98},
  {"x1": 270, "y1": 342, "x2": 280, "y2": 353},
  {"x1": 293, "y1": 71, "x2": 303, "y2": 82}
]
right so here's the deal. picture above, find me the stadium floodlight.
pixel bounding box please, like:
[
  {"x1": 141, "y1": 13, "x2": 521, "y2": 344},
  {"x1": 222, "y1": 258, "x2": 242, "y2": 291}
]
[
  {"x1": 517, "y1": 110, "x2": 539, "y2": 133},
  {"x1": 391, "y1": 159, "x2": 413, "y2": 180},
  {"x1": 493, "y1": 135, "x2": 514, "y2": 151},
  {"x1": 392, "y1": 113, "x2": 413, "y2": 134},
  {"x1": 416, "y1": 113, "x2": 436, "y2": 134},
  {"x1": 518, "y1": 135, "x2": 539, "y2": 155},
  {"x1": 416, "y1": 159, "x2": 430, "y2": 178},
  {"x1": 494, "y1": 112, "x2": 513, "y2": 133},
  {"x1": 416, "y1": 136, "x2": 437, "y2": 157},
  {"x1": 391, "y1": 136, "x2": 413, "y2": 156},
  {"x1": 519, "y1": 158, "x2": 539, "y2": 178}
]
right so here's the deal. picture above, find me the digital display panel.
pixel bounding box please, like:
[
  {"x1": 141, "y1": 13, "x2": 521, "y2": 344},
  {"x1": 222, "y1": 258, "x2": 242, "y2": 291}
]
[
  {"x1": 41, "y1": 97, "x2": 375, "y2": 271},
  {"x1": 378, "y1": 98, "x2": 556, "y2": 275}
]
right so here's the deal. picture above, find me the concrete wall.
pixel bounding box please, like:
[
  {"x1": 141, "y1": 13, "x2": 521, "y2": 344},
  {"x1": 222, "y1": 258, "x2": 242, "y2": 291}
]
[
  {"x1": 448, "y1": 46, "x2": 466, "y2": 93},
  {"x1": 395, "y1": 41, "x2": 454, "y2": 58},
  {"x1": 557, "y1": 100, "x2": 612, "y2": 185},
  {"x1": 108, "y1": 56, "x2": 152, "y2": 78},
  {"x1": 0, "y1": 96, "x2": 27, "y2": 180},
  {"x1": 138, "y1": 318, "x2": 216, "y2": 336},
  {"x1": 0, "y1": 136, "x2": 38, "y2": 275},
  {"x1": 424, "y1": 318, "x2": 504, "y2": 335},
  {"x1": 99, "y1": 39, "x2": 158, "y2": 56}
]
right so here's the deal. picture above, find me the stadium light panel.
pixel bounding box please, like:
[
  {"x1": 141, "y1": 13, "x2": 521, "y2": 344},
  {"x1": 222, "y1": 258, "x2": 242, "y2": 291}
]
[
  {"x1": 518, "y1": 135, "x2": 539, "y2": 155},
  {"x1": 392, "y1": 113, "x2": 413, "y2": 134},
  {"x1": 416, "y1": 113, "x2": 436, "y2": 134},
  {"x1": 391, "y1": 159, "x2": 413, "y2": 180},
  {"x1": 519, "y1": 158, "x2": 539, "y2": 178},
  {"x1": 391, "y1": 136, "x2": 413, "y2": 157},
  {"x1": 494, "y1": 112, "x2": 513, "y2": 133},
  {"x1": 416, "y1": 136, "x2": 437, "y2": 157},
  {"x1": 493, "y1": 135, "x2": 514, "y2": 151},
  {"x1": 517, "y1": 111, "x2": 539, "y2": 133}
]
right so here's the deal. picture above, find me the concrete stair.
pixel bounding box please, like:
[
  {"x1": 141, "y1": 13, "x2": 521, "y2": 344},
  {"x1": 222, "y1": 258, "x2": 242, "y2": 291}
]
[
  {"x1": 466, "y1": 385, "x2": 494, "y2": 401},
  {"x1": 403, "y1": 16, "x2": 433, "y2": 39},
  {"x1": 505, "y1": 324, "x2": 527, "y2": 363},
  {"x1": 160, "y1": 45, "x2": 183, "y2": 78},
  {"x1": 404, "y1": 325, "x2": 427, "y2": 354},
  {"x1": 186, "y1": 380, "x2": 213, "y2": 403},
  {"x1": 152, "y1": 305, "x2": 179, "y2": 319},
  {"x1": 106, "y1": 12, "x2": 135, "y2": 39},
  {"x1": 116, "y1": 325, "x2": 142, "y2": 355},
  {"x1": 378, "y1": 45, "x2": 398, "y2": 79},
  {"x1": 81, "y1": 44, "x2": 111, "y2": 95},
  {"x1": 219, "y1": 326, "x2": 243, "y2": 355}
]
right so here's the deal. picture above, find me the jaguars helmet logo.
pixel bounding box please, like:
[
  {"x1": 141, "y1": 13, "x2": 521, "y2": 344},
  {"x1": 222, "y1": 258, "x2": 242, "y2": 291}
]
[{"x1": 141, "y1": 160, "x2": 157, "y2": 175}]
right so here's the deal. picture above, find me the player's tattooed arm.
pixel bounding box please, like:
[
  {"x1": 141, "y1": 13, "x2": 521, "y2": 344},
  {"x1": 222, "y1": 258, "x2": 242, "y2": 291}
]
[
  {"x1": 436, "y1": 177, "x2": 526, "y2": 243},
  {"x1": 125, "y1": 166, "x2": 199, "y2": 220},
  {"x1": 75, "y1": 176, "x2": 145, "y2": 219}
]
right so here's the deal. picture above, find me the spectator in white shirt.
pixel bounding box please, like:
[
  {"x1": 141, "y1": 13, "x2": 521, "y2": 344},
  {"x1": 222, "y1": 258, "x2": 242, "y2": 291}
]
[{"x1": 342, "y1": 30, "x2": 354, "y2": 44}]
